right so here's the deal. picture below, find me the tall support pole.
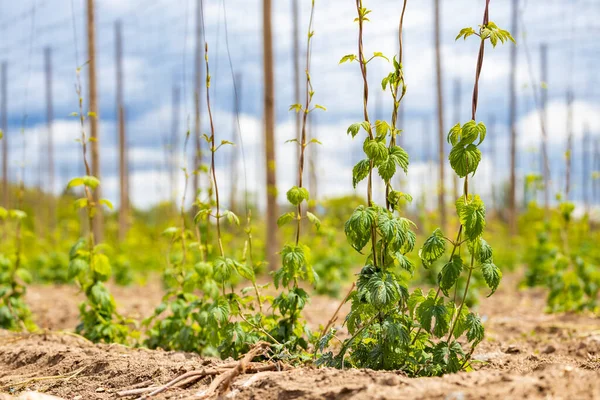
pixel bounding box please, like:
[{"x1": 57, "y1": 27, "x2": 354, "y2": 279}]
[
  {"x1": 488, "y1": 114, "x2": 497, "y2": 213},
  {"x1": 86, "y1": 0, "x2": 103, "y2": 242},
  {"x1": 582, "y1": 124, "x2": 589, "y2": 212},
  {"x1": 308, "y1": 113, "x2": 318, "y2": 213},
  {"x1": 452, "y1": 78, "x2": 461, "y2": 200},
  {"x1": 540, "y1": 44, "x2": 550, "y2": 214},
  {"x1": 508, "y1": 0, "x2": 518, "y2": 233},
  {"x1": 263, "y1": 0, "x2": 279, "y2": 270},
  {"x1": 115, "y1": 20, "x2": 128, "y2": 242},
  {"x1": 434, "y1": 0, "x2": 446, "y2": 229},
  {"x1": 229, "y1": 73, "x2": 241, "y2": 214},
  {"x1": 170, "y1": 85, "x2": 181, "y2": 205},
  {"x1": 1, "y1": 62, "x2": 7, "y2": 208},
  {"x1": 292, "y1": 0, "x2": 301, "y2": 170},
  {"x1": 44, "y1": 47, "x2": 56, "y2": 235},
  {"x1": 565, "y1": 89, "x2": 574, "y2": 200},
  {"x1": 193, "y1": 0, "x2": 203, "y2": 205},
  {"x1": 594, "y1": 138, "x2": 600, "y2": 206}
]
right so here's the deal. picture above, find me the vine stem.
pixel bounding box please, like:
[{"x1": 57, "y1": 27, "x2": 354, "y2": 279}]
[
  {"x1": 355, "y1": 0, "x2": 377, "y2": 267},
  {"x1": 294, "y1": 0, "x2": 316, "y2": 248},
  {"x1": 205, "y1": 43, "x2": 224, "y2": 257},
  {"x1": 313, "y1": 282, "x2": 356, "y2": 359},
  {"x1": 445, "y1": 0, "x2": 490, "y2": 345},
  {"x1": 385, "y1": 0, "x2": 408, "y2": 211}
]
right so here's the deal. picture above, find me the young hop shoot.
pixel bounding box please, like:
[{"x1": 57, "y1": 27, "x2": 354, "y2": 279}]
[
  {"x1": 320, "y1": 0, "x2": 515, "y2": 376},
  {"x1": 67, "y1": 66, "x2": 129, "y2": 343},
  {"x1": 272, "y1": 0, "x2": 325, "y2": 354}
]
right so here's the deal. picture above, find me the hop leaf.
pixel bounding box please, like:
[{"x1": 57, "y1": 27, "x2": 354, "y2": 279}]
[
  {"x1": 465, "y1": 312, "x2": 484, "y2": 344},
  {"x1": 363, "y1": 138, "x2": 388, "y2": 163},
  {"x1": 419, "y1": 228, "x2": 446, "y2": 267},
  {"x1": 456, "y1": 195, "x2": 486, "y2": 240},
  {"x1": 352, "y1": 159, "x2": 371, "y2": 188},
  {"x1": 438, "y1": 255, "x2": 464, "y2": 295},
  {"x1": 449, "y1": 143, "x2": 481, "y2": 177},
  {"x1": 481, "y1": 262, "x2": 502, "y2": 296},
  {"x1": 416, "y1": 289, "x2": 449, "y2": 338},
  {"x1": 345, "y1": 206, "x2": 376, "y2": 252},
  {"x1": 286, "y1": 186, "x2": 309, "y2": 206},
  {"x1": 306, "y1": 211, "x2": 321, "y2": 230}
]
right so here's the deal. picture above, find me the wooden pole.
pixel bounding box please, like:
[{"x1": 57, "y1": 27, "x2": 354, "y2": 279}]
[
  {"x1": 115, "y1": 20, "x2": 129, "y2": 242},
  {"x1": 229, "y1": 73, "x2": 241, "y2": 214},
  {"x1": 292, "y1": 0, "x2": 301, "y2": 172},
  {"x1": 508, "y1": 0, "x2": 518, "y2": 233},
  {"x1": 86, "y1": 0, "x2": 103, "y2": 242},
  {"x1": 582, "y1": 124, "x2": 589, "y2": 212},
  {"x1": 171, "y1": 85, "x2": 181, "y2": 205},
  {"x1": 44, "y1": 47, "x2": 56, "y2": 235},
  {"x1": 452, "y1": 78, "x2": 461, "y2": 201},
  {"x1": 263, "y1": 0, "x2": 279, "y2": 270},
  {"x1": 565, "y1": 89, "x2": 574, "y2": 200},
  {"x1": 308, "y1": 113, "x2": 318, "y2": 213},
  {"x1": 193, "y1": 0, "x2": 203, "y2": 205},
  {"x1": 434, "y1": 0, "x2": 446, "y2": 229},
  {"x1": 540, "y1": 44, "x2": 550, "y2": 213},
  {"x1": 1, "y1": 62, "x2": 7, "y2": 208}
]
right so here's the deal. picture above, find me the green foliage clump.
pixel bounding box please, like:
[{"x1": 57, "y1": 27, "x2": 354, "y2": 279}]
[
  {"x1": 0, "y1": 208, "x2": 36, "y2": 331},
  {"x1": 524, "y1": 201, "x2": 600, "y2": 313},
  {"x1": 318, "y1": 1, "x2": 512, "y2": 376},
  {"x1": 67, "y1": 69, "x2": 130, "y2": 344}
]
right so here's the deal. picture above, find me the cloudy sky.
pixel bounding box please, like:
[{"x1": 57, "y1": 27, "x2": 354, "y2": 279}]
[{"x1": 1, "y1": 0, "x2": 599, "y2": 213}]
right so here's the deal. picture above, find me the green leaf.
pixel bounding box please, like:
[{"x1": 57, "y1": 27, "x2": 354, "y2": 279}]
[
  {"x1": 68, "y1": 258, "x2": 88, "y2": 279},
  {"x1": 365, "y1": 272, "x2": 399, "y2": 307},
  {"x1": 460, "y1": 120, "x2": 480, "y2": 145},
  {"x1": 449, "y1": 143, "x2": 481, "y2": 177},
  {"x1": 439, "y1": 255, "x2": 464, "y2": 295},
  {"x1": 416, "y1": 290, "x2": 448, "y2": 337},
  {"x1": 465, "y1": 312, "x2": 484, "y2": 343},
  {"x1": 0, "y1": 207, "x2": 7, "y2": 219},
  {"x1": 481, "y1": 262, "x2": 501, "y2": 296},
  {"x1": 289, "y1": 103, "x2": 303, "y2": 113},
  {"x1": 347, "y1": 123, "x2": 362, "y2": 138},
  {"x1": 8, "y1": 210, "x2": 27, "y2": 220},
  {"x1": 69, "y1": 238, "x2": 87, "y2": 260},
  {"x1": 394, "y1": 253, "x2": 414, "y2": 274},
  {"x1": 375, "y1": 120, "x2": 390, "y2": 137},
  {"x1": 286, "y1": 186, "x2": 309, "y2": 206},
  {"x1": 363, "y1": 138, "x2": 388, "y2": 163},
  {"x1": 92, "y1": 253, "x2": 112, "y2": 282},
  {"x1": 277, "y1": 212, "x2": 296, "y2": 227},
  {"x1": 67, "y1": 177, "x2": 84, "y2": 188},
  {"x1": 419, "y1": 228, "x2": 446, "y2": 267},
  {"x1": 213, "y1": 257, "x2": 236, "y2": 282},
  {"x1": 306, "y1": 211, "x2": 321, "y2": 230},
  {"x1": 456, "y1": 195, "x2": 486, "y2": 240},
  {"x1": 73, "y1": 198, "x2": 88, "y2": 209},
  {"x1": 456, "y1": 27, "x2": 476, "y2": 41},
  {"x1": 377, "y1": 146, "x2": 409, "y2": 182},
  {"x1": 82, "y1": 175, "x2": 101, "y2": 189},
  {"x1": 352, "y1": 159, "x2": 371, "y2": 188},
  {"x1": 344, "y1": 206, "x2": 376, "y2": 252},
  {"x1": 15, "y1": 268, "x2": 32, "y2": 284},
  {"x1": 339, "y1": 54, "x2": 358, "y2": 64},
  {"x1": 223, "y1": 210, "x2": 240, "y2": 225},
  {"x1": 99, "y1": 199, "x2": 113, "y2": 210},
  {"x1": 447, "y1": 123, "x2": 462, "y2": 146}
]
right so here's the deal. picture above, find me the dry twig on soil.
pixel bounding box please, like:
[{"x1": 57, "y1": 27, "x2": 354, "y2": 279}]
[{"x1": 116, "y1": 342, "x2": 276, "y2": 400}]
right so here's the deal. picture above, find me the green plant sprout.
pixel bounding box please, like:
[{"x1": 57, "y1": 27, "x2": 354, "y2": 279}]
[
  {"x1": 0, "y1": 207, "x2": 36, "y2": 331},
  {"x1": 319, "y1": 0, "x2": 514, "y2": 376},
  {"x1": 67, "y1": 65, "x2": 130, "y2": 344}
]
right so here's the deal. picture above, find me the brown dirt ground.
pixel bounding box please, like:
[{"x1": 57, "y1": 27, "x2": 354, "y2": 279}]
[{"x1": 1, "y1": 275, "x2": 599, "y2": 399}]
